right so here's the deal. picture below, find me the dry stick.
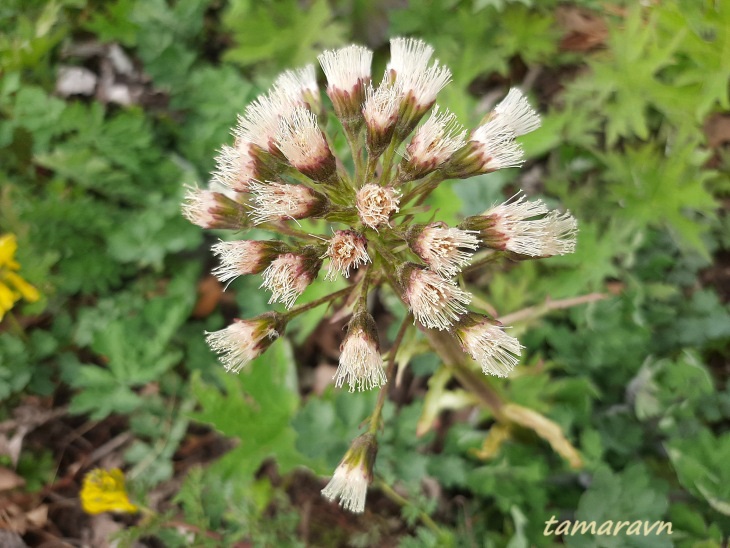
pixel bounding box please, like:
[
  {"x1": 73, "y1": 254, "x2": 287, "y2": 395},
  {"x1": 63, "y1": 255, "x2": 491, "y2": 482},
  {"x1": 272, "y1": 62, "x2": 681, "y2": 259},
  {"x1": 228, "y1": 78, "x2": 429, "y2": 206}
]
[{"x1": 499, "y1": 293, "x2": 607, "y2": 325}]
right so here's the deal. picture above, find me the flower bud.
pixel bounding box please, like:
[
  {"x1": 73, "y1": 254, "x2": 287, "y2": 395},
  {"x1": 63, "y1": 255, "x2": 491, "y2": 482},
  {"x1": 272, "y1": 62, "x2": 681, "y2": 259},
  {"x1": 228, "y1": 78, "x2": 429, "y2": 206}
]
[
  {"x1": 249, "y1": 181, "x2": 329, "y2": 225},
  {"x1": 273, "y1": 64, "x2": 322, "y2": 115},
  {"x1": 234, "y1": 88, "x2": 299, "y2": 157},
  {"x1": 205, "y1": 312, "x2": 287, "y2": 373},
  {"x1": 399, "y1": 105, "x2": 466, "y2": 182},
  {"x1": 211, "y1": 240, "x2": 290, "y2": 283},
  {"x1": 276, "y1": 107, "x2": 337, "y2": 183},
  {"x1": 363, "y1": 83, "x2": 400, "y2": 158},
  {"x1": 389, "y1": 37, "x2": 451, "y2": 141},
  {"x1": 482, "y1": 87, "x2": 541, "y2": 137},
  {"x1": 398, "y1": 263, "x2": 471, "y2": 330},
  {"x1": 441, "y1": 121, "x2": 523, "y2": 179},
  {"x1": 460, "y1": 194, "x2": 577, "y2": 257},
  {"x1": 455, "y1": 313, "x2": 522, "y2": 377},
  {"x1": 321, "y1": 433, "x2": 378, "y2": 514},
  {"x1": 181, "y1": 186, "x2": 248, "y2": 230},
  {"x1": 324, "y1": 230, "x2": 370, "y2": 281},
  {"x1": 260, "y1": 248, "x2": 323, "y2": 308},
  {"x1": 407, "y1": 222, "x2": 479, "y2": 278},
  {"x1": 356, "y1": 184, "x2": 400, "y2": 230},
  {"x1": 318, "y1": 45, "x2": 372, "y2": 125},
  {"x1": 211, "y1": 144, "x2": 256, "y2": 193},
  {"x1": 335, "y1": 311, "x2": 386, "y2": 392}
]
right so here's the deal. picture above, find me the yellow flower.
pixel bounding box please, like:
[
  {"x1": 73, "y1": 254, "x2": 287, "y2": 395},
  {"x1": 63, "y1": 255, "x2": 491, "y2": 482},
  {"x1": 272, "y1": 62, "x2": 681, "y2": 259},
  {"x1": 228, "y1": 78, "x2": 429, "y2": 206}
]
[
  {"x1": 0, "y1": 234, "x2": 40, "y2": 321},
  {"x1": 80, "y1": 468, "x2": 139, "y2": 515}
]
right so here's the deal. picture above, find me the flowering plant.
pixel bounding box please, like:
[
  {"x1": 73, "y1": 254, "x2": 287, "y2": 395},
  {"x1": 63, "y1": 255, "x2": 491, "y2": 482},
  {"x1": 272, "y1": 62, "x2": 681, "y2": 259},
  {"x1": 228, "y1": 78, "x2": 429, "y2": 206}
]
[{"x1": 183, "y1": 37, "x2": 576, "y2": 513}]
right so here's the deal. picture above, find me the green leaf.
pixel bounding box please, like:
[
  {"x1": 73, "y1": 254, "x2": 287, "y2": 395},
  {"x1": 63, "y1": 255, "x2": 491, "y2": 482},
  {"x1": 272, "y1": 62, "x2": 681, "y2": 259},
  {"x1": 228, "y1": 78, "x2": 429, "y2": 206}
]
[
  {"x1": 668, "y1": 429, "x2": 730, "y2": 516},
  {"x1": 223, "y1": 0, "x2": 345, "y2": 71},
  {"x1": 189, "y1": 339, "x2": 306, "y2": 483},
  {"x1": 567, "y1": 464, "x2": 672, "y2": 548}
]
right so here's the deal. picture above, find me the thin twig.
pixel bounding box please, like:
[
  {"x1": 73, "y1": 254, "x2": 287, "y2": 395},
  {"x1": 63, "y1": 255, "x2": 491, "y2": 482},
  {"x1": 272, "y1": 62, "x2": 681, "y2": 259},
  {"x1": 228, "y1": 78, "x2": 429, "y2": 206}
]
[{"x1": 499, "y1": 293, "x2": 607, "y2": 325}]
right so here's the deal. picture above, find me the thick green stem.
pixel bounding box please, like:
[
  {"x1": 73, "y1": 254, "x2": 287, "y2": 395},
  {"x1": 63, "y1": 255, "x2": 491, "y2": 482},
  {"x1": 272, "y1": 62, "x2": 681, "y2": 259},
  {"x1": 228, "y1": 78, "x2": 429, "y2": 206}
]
[
  {"x1": 344, "y1": 123, "x2": 365, "y2": 186},
  {"x1": 400, "y1": 172, "x2": 444, "y2": 206},
  {"x1": 378, "y1": 140, "x2": 399, "y2": 185}
]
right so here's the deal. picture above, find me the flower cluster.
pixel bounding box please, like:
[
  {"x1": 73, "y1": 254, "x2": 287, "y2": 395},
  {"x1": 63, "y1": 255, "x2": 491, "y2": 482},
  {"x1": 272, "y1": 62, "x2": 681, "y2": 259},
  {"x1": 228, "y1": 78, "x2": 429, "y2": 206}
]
[{"x1": 183, "y1": 37, "x2": 577, "y2": 514}]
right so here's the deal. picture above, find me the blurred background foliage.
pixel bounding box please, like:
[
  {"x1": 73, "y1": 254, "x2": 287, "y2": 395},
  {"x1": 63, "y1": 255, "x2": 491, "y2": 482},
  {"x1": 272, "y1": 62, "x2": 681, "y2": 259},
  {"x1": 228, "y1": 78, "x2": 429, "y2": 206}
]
[{"x1": 0, "y1": 0, "x2": 728, "y2": 546}]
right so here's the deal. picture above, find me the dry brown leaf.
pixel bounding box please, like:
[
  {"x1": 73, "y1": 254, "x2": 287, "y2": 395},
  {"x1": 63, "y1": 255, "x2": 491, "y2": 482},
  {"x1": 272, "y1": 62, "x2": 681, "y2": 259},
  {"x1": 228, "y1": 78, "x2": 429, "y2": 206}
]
[
  {"x1": 192, "y1": 275, "x2": 223, "y2": 318},
  {"x1": 470, "y1": 424, "x2": 511, "y2": 460},
  {"x1": 0, "y1": 467, "x2": 25, "y2": 491},
  {"x1": 501, "y1": 403, "x2": 584, "y2": 469},
  {"x1": 704, "y1": 114, "x2": 730, "y2": 149},
  {"x1": 556, "y1": 6, "x2": 609, "y2": 52}
]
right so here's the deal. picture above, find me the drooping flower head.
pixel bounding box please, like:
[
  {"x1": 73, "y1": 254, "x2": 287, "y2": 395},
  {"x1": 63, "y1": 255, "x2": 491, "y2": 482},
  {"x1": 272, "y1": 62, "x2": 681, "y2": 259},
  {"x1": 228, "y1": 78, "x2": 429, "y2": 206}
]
[
  {"x1": 363, "y1": 83, "x2": 401, "y2": 157},
  {"x1": 181, "y1": 186, "x2": 248, "y2": 230},
  {"x1": 322, "y1": 433, "x2": 378, "y2": 514},
  {"x1": 248, "y1": 181, "x2": 330, "y2": 225},
  {"x1": 205, "y1": 313, "x2": 286, "y2": 373},
  {"x1": 485, "y1": 87, "x2": 541, "y2": 137},
  {"x1": 389, "y1": 37, "x2": 452, "y2": 139},
  {"x1": 274, "y1": 64, "x2": 322, "y2": 114},
  {"x1": 234, "y1": 88, "x2": 299, "y2": 156},
  {"x1": 276, "y1": 107, "x2": 338, "y2": 183},
  {"x1": 455, "y1": 313, "x2": 522, "y2": 378},
  {"x1": 335, "y1": 311, "x2": 386, "y2": 392},
  {"x1": 211, "y1": 240, "x2": 289, "y2": 283},
  {"x1": 442, "y1": 121, "x2": 524, "y2": 179}
]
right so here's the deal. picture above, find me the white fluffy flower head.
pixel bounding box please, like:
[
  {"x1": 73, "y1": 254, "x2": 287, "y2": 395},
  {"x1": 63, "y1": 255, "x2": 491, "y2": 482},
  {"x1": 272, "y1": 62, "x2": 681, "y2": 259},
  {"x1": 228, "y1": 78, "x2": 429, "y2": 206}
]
[
  {"x1": 325, "y1": 230, "x2": 371, "y2": 281},
  {"x1": 260, "y1": 252, "x2": 321, "y2": 309},
  {"x1": 456, "y1": 315, "x2": 522, "y2": 377},
  {"x1": 205, "y1": 315, "x2": 284, "y2": 373},
  {"x1": 334, "y1": 312, "x2": 386, "y2": 392},
  {"x1": 321, "y1": 433, "x2": 377, "y2": 514},
  {"x1": 402, "y1": 265, "x2": 471, "y2": 330},
  {"x1": 356, "y1": 184, "x2": 400, "y2": 229},
  {"x1": 410, "y1": 223, "x2": 479, "y2": 278}
]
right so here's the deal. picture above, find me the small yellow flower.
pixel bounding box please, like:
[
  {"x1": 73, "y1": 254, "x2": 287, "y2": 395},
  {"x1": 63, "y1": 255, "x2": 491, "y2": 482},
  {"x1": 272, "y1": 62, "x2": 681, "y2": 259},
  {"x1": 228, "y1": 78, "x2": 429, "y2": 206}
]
[
  {"x1": 80, "y1": 468, "x2": 139, "y2": 515},
  {"x1": 0, "y1": 234, "x2": 40, "y2": 321}
]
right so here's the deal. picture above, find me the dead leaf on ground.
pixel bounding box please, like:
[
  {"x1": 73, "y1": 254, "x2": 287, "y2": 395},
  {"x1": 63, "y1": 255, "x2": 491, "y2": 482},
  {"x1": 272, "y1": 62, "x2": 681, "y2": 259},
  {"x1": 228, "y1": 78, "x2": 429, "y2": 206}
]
[
  {"x1": 192, "y1": 275, "x2": 223, "y2": 318},
  {"x1": 0, "y1": 467, "x2": 25, "y2": 491},
  {"x1": 704, "y1": 114, "x2": 730, "y2": 149},
  {"x1": 557, "y1": 6, "x2": 609, "y2": 51},
  {"x1": 0, "y1": 403, "x2": 67, "y2": 467}
]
